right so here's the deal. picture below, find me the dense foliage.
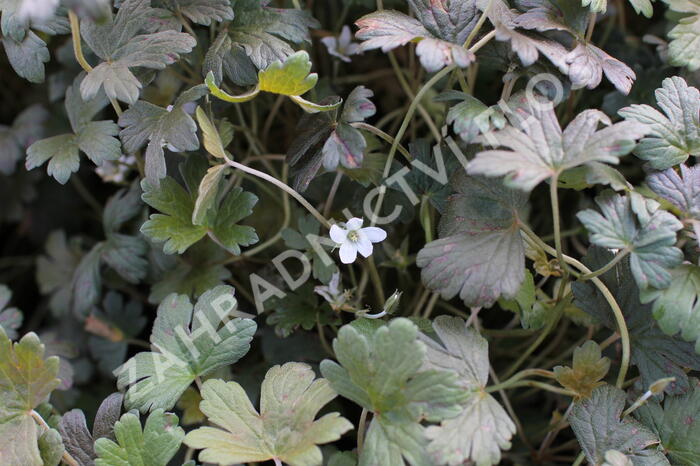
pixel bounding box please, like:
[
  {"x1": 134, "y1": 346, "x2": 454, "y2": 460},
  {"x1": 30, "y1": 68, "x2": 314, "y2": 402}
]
[{"x1": 1, "y1": 0, "x2": 700, "y2": 464}]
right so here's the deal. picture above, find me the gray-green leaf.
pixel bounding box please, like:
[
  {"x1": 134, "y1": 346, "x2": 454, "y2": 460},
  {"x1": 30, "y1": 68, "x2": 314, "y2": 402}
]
[
  {"x1": 635, "y1": 378, "x2": 700, "y2": 464},
  {"x1": 26, "y1": 75, "x2": 121, "y2": 184},
  {"x1": 619, "y1": 77, "x2": 700, "y2": 170},
  {"x1": 419, "y1": 316, "x2": 515, "y2": 466},
  {"x1": 417, "y1": 172, "x2": 528, "y2": 308},
  {"x1": 468, "y1": 93, "x2": 647, "y2": 191},
  {"x1": 577, "y1": 191, "x2": 683, "y2": 290},
  {"x1": 80, "y1": 0, "x2": 196, "y2": 103},
  {"x1": 570, "y1": 385, "x2": 669, "y2": 465}
]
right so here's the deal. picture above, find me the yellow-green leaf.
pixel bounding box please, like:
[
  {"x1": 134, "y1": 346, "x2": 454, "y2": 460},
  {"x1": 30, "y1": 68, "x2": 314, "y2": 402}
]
[
  {"x1": 554, "y1": 340, "x2": 610, "y2": 398},
  {"x1": 206, "y1": 52, "x2": 341, "y2": 113},
  {"x1": 258, "y1": 51, "x2": 317, "y2": 96},
  {"x1": 184, "y1": 362, "x2": 352, "y2": 466},
  {"x1": 0, "y1": 329, "x2": 61, "y2": 466},
  {"x1": 195, "y1": 107, "x2": 227, "y2": 159}
]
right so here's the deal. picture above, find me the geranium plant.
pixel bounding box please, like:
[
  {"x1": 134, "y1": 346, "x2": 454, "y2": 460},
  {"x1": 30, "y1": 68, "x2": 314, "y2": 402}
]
[{"x1": 1, "y1": 0, "x2": 699, "y2": 464}]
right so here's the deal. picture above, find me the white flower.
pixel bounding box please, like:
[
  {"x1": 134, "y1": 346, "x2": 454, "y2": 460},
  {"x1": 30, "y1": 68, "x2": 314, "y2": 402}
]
[
  {"x1": 321, "y1": 25, "x2": 361, "y2": 63},
  {"x1": 314, "y1": 272, "x2": 352, "y2": 311},
  {"x1": 330, "y1": 218, "x2": 386, "y2": 264}
]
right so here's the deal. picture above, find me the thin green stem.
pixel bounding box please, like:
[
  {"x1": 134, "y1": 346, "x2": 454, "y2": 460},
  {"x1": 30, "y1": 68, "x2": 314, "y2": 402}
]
[
  {"x1": 386, "y1": 52, "x2": 442, "y2": 141},
  {"x1": 579, "y1": 249, "x2": 630, "y2": 280},
  {"x1": 70, "y1": 176, "x2": 102, "y2": 216},
  {"x1": 371, "y1": 64, "x2": 456, "y2": 226},
  {"x1": 367, "y1": 256, "x2": 386, "y2": 305},
  {"x1": 357, "y1": 408, "x2": 369, "y2": 454},
  {"x1": 572, "y1": 452, "x2": 585, "y2": 466},
  {"x1": 32, "y1": 410, "x2": 79, "y2": 466},
  {"x1": 222, "y1": 166, "x2": 291, "y2": 265},
  {"x1": 223, "y1": 154, "x2": 330, "y2": 229},
  {"x1": 469, "y1": 30, "x2": 496, "y2": 53},
  {"x1": 351, "y1": 122, "x2": 413, "y2": 162},
  {"x1": 317, "y1": 315, "x2": 334, "y2": 357},
  {"x1": 518, "y1": 222, "x2": 631, "y2": 388},
  {"x1": 500, "y1": 298, "x2": 566, "y2": 380},
  {"x1": 486, "y1": 380, "x2": 576, "y2": 397},
  {"x1": 585, "y1": 12, "x2": 597, "y2": 42},
  {"x1": 549, "y1": 174, "x2": 569, "y2": 274},
  {"x1": 323, "y1": 171, "x2": 343, "y2": 218},
  {"x1": 68, "y1": 10, "x2": 122, "y2": 117},
  {"x1": 419, "y1": 197, "x2": 433, "y2": 243},
  {"x1": 68, "y1": 11, "x2": 92, "y2": 72},
  {"x1": 463, "y1": 0, "x2": 493, "y2": 48},
  {"x1": 422, "y1": 293, "x2": 439, "y2": 319},
  {"x1": 489, "y1": 368, "x2": 556, "y2": 391}
]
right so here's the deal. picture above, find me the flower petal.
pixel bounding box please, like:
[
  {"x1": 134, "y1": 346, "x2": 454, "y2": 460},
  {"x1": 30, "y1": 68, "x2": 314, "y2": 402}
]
[
  {"x1": 356, "y1": 232, "x2": 374, "y2": 258},
  {"x1": 346, "y1": 217, "x2": 364, "y2": 230},
  {"x1": 339, "y1": 242, "x2": 358, "y2": 264},
  {"x1": 339, "y1": 25, "x2": 352, "y2": 46},
  {"x1": 329, "y1": 224, "x2": 347, "y2": 244},
  {"x1": 362, "y1": 226, "x2": 387, "y2": 243}
]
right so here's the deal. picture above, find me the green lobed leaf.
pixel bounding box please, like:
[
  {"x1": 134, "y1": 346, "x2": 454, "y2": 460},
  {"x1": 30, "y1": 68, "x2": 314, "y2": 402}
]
[
  {"x1": 184, "y1": 362, "x2": 353, "y2": 466},
  {"x1": 0, "y1": 329, "x2": 61, "y2": 466},
  {"x1": 36, "y1": 230, "x2": 84, "y2": 316},
  {"x1": 141, "y1": 156, "x2": 258, "y2": 255},
  {"x1": 554, "y1": 340, "x2": 611, "y2": 398},
  {"x1": 355, "y1": 1, "x2": 478, "y2": 72},
  {"x1": 158, "y1": 0, "x2": 233, "y2": 25},
  {"x1": 25, "y1": 75, "x2": 121, "y2": 184},
  {"x1": 228, "y1": 0, "x2": 320, "y2": 70},
  {"x1": 510, "y1": 0, "x2": 636, "y2": 93},
  {"x1": 115, "y1": 285, "x2": 256, "y2": 412},
  {"x1": 320, "y1": 318, "x2": 466, "y2": 466},
  {"x1": 266, "y1": 283, "x2": 340, "y2": 337},
  {"x1": 572, "y1": 247, "x2": 700, "y2": 394},
  {"x1": 147, "y1": 242, "x2": 232, "y2": 303},
  {"x1": 661, "y1": 0, "x2": 700, "y2": 71},
  {"x1": 419, "y1": 316, "x2": 516, "y2": 466},
  {"x1": 635, "y1": 378, "x2": 700, "y2": 464},
  {"x1": 640, "y1": 265, "x2": 700, "y2": 354},
  {"x1": 80, "y1": 0, "x2": 196, "y2": 104},
  {"x1": 118, "y1": 84, "x2": 207, "y2": 180},
  {"x1": 0, "y1": 285, "x2": 23, "y2": 340},
  {"x1": 577, "y1": 191, "x2": 683, "y2": 290},
  {"x1": 93, "y1": 409, "x2": 184, "y2": 466},
  {"x1": 207, "y1": 51, "x2": 342, "y2": 113},
  {"x1": 569, "y1": 385, "x2": 669, "y2": 465},
  {"x1": 0, "y1": 104, "x2": 48, "y2": 175},
  {"x1": 619, "y1": 77, "x2": 700, "y2": 170}
]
